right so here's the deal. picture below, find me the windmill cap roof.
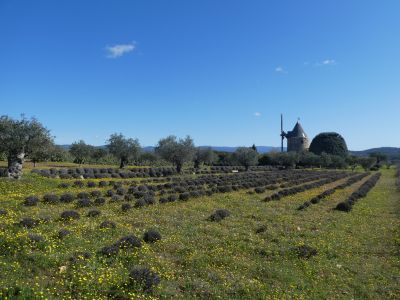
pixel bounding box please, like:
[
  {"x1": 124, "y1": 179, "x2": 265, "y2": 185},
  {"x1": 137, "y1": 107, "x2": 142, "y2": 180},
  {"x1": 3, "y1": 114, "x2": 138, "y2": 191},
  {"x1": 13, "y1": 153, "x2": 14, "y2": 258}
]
[{"x1": 286, "y1": 122, "x2": 308, "y2": 138}]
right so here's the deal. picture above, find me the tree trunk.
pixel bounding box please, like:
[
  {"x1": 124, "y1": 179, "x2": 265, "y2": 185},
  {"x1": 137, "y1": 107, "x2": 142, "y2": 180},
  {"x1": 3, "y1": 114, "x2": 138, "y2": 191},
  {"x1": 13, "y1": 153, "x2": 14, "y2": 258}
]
[
  {"x1": 7, "y1": 152, "x2": 25, "y2": 179},
  {"x1": 120, "y1": 159, "x2": 126, "y2": 169},
  {"x1": 176, "y1": 163, "x2": 182, "y2": 173}
]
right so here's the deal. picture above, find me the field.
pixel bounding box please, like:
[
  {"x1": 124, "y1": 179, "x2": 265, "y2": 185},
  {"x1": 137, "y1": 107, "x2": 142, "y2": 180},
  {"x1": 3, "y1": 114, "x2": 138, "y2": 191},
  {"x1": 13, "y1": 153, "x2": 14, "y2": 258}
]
[{"x1": 0, "y1": 165, "x2": 399, "y2": 299}]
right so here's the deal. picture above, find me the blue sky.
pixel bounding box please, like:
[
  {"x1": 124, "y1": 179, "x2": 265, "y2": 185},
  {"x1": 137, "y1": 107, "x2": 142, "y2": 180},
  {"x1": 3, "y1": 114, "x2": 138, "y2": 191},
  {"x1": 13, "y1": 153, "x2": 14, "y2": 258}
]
[{"x1": 1, "y1": 1, "x2": 399, "y2": 150}]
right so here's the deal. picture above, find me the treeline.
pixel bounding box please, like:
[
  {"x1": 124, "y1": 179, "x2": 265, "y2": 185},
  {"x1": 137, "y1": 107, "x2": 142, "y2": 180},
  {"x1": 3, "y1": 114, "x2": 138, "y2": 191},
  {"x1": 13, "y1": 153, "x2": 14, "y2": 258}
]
[{"x1": 0, "y1": 115, "x2": 391, "y2": 179}]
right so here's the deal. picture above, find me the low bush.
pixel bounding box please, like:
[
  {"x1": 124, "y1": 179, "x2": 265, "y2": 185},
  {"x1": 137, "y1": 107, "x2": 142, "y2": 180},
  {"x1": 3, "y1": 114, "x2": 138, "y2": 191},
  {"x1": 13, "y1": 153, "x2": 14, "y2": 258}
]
[
  {"x1": 73, "y1": 181, "x2": 84, "y2": 188},
  {"x1": 179, "y1": 192, "x2": 190, "y2": 201},
  {"x1": 87, "y1": 181, "x2": 96, "y2": 188},
  {"x1": 134, "y1": 199, "x2": 147, "y2": 208},
  {"x1": 90, "y1": 190, "x2": 102, "y2": 198},
  {"x1": 143, "y1": 229, "x2": 162, "y2": 243},
  {"x1": 129, "y1": 266, "x2": 160, "y2": 290},
  {"x1": 24, "y1": 196, "x2": 39, "y2": 206},
  {"x1": 57, "y1": 229, "x2": 71, "y2": 239},
  {"x1": 293, "y1": 245, "x2": 318, "y2": 259},
  {"x1": 121, "y1": 203, "x2": 132, "y2": 212},
  {"x1": 60, "y1": 210, "x2": 80, "y2": 221},
  {"x1": 43, "y1": 194, "x2": 59, "y2": 204},
  {"x1": 76, "y1": 199, "x2": 93, "y2": 208},
  {"x1": 100, "y1": 220, "x2": 116, "y2": 229},
  {"x1": 209, "y1": 209, "x2": 231, "y2": 222},
  {"x1": 94, "y1": 197, "x2": 106, "y2": 205},
  {"x1": 99, "y1": 245, "x2": 119, "y2": 257},
  {"x1": 77, "y1": 192, "x2": 90, "y2": 199},
  {"x1": 60, "y1": 193, "x2": 75, "y2": 203},
  {"x1": 116, "y1": 235, "x2": 142, "y2": 249},
  {"x1": 87, "y1": 209, "x2": 101, "y2": 217},
  {"x1": 19, "y1": 218, "x2": 39, "y2": 228}
]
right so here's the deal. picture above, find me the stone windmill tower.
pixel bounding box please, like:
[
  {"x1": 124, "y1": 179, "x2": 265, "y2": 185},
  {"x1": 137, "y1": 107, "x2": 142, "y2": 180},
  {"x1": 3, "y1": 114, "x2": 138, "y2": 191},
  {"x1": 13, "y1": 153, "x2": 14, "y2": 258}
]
[{"x1": 280, "y1": 114, "x2": 309, "y2": 152}]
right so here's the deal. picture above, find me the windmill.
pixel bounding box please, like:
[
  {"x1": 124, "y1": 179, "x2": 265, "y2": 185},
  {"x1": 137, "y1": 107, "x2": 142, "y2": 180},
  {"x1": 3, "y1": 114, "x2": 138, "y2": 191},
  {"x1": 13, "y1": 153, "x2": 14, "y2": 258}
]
[{"x1": 280, "y1": 115, "x2": 309, "y2": 153}]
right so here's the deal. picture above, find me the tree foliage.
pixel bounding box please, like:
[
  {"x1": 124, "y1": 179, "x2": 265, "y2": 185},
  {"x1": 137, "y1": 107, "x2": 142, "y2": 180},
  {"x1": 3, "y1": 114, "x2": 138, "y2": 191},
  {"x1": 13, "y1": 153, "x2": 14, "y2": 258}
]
[
  {"x1": 0, "y1": 115, "x2": 53, "y2": 177},
  {"x1": 234, "y1": 147, "x2": 258, "y2": 170},
  {"x1": 0, "y1": 115, "x2": 53, "y2": 158},
  {"x1": 194, "y1": 147, "x2": 217, "y2": 168},
  {"x1": 70, "y1": 140, "x2": 93, "y2": 165},
  {"x1": 155, "y1": 135, "x2": 195, "y2": 172},
  {"x1": 309, "y1": 132, "x2": 348, "y2": 157},
  {"x1": 107, "y1": 133, "x2": 141, "y2": 168}
]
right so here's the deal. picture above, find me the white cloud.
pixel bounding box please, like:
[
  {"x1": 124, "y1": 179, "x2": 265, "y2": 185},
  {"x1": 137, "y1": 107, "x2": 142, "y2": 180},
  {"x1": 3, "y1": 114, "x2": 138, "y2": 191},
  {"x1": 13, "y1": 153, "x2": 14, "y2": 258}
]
[
  {"x1": 316, "y1": 59, "x2": 336, "y2": 66},
  {"x1": 105, "y1": 42, "x2": 136, "y2": 58},
  {"x1": 253, "y1": 112, "x2": 261, "y2": 117},
  {"x1": 275, "y1": 66, "x2": 287, "y2": 74}
]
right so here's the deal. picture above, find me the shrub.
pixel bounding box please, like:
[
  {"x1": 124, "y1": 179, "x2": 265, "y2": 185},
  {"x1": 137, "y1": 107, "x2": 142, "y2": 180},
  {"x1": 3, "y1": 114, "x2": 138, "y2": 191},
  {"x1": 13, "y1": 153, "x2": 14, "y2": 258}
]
[
  {"x1": 293, "y1": 245, "x2": 318, "y2": 259},
  {"x1": 58, "y1": 183, "x2": 70, "y2": 188},
  {"x1": 19, "y1": 218, "x2": 39, "y2": 228},
  {"x1": 168, "y1": 195, "x2": 177, "y2": 202},
  {"x1": 124, "y1": 194, "x2": 134, "y2": 201},
  {"x1": 116, "y1": 187, "x2": 126, "y2": 196},
  {"x1": 99, "y1": 245, "x2": 119, "y2": 257},
  {"x1": 297, "y1": 201, "x2": 311, "y2": 210},
  {"x1": 134, "y1": 199, "x2": 147, "y2": 208},
  {"x1": 76, "y1": 199, "x2": 93, "y2": 208},
  {"x1": 110, "y1": 195, "x2": 122, "y2": 203},
  {"x1": 144, "y1": 196, "x2": 155, "y2": 205},
  {"x1": 87, "y1": 181, "x2": 96, "y2": 188},
  {"x1": 254, "y1": 187, "x2": 266, "y2": 194},
  {"x1": 60, "y1": 210, "x2": 80, "y2": 221},
  {"x1": 105, "y1": 190, "x2": 115, "y2": 197},
  {"x1": 143, "y1": 229, "x2": 162, "y2": 243},
  {"x1": 90, "y1": 190, "x2": 102, "y2": 198},
  {"x1": 94, "y1": 197, "x2": 106, "y2": 205},
  {"x1": 116, "y1": 235, "x2": 142, "y2": 249},
  {"x1": 129, "y1": 266, "x2": 160, "y2": 290},
  {"x1": 69, "y1": 251, "x2": 91, "y2": 264},
  {"x1": 335, "y1": 201, "x2": 352, "y2": 212},
  {"x1": 209, "y1": 209, "x2": 231, "y2": 222},
  {"x1": 87, "y1": 209, "x2": 101, "y2": 217},
  {"x1": 121, "y1": 203, "x2": 132, "y2": 212},
  {"x1": 99, "y1": 181, "x2": 108, "y2": 187},
  {"x1": 73, "y1": 181, "x2": 84, "y2": 188},
  {"x1": 179, "y1": 192, "x2": 190, "y2": 201},
  {"x1": 0, "y1": 209, "x2": 7, "y2": 216},
  {"x1": 57, "y1": 229, "x2": 71, "y2": 239},
  {"x1": 60, "y1": 193, "x2": 75, "y2": 203},
  {"x1": 159, "y1": 197, "x2": 168, "y2": 204},
  {"x1": 28, "y1": 234, "x2": 44, "y2": 243},
  {"x1": 309, "y1": 132, "x2": 348, "y2": 157},
  {"x1": 77, "y1": 192, "x2": 90, "y2": 199},
  {"x1": 43, "y1": 194, "x2": 59, "y2": 204},
  {"x1": 24, "y1": 196, "x2": 39, "y2": 206},
  {"x1": 100, "y1": 221, "x2": 116, "y2": 229},
  {"x1": 255, "y1": 225, "x2": 267, "y2": 234}
]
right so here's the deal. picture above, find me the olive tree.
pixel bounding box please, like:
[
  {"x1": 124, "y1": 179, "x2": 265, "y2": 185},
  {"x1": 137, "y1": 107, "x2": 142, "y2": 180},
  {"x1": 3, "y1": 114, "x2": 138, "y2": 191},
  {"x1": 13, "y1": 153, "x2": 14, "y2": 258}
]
[
  {"x1": 194, "y1": 147, "x2": 217, "y2": 169},
  {"x1": 234, "y1": 147, "x2": 258, "y2": 170},
  {"x1": 70, "y1": 140, "x2": 94, "y2": 165},
  {"x1": 107, "y1": 133, "x2": 141, "y2": 168},
  {"x1": 155, "y1": 135, "x2": 195, "y2": 173},
  {"x1": 0, "y1": 115, "x2": 53, "y2": 179}
]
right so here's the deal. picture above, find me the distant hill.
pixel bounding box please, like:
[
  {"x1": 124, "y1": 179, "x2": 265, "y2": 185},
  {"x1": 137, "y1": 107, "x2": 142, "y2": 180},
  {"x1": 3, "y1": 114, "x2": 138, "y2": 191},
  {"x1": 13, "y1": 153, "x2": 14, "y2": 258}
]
[
  {"x1": 350, "y1": 147, "x2": 400, "y2": 159},
  {"x1": 143, "y1": 146, "x2": 284, "y2": 153}
]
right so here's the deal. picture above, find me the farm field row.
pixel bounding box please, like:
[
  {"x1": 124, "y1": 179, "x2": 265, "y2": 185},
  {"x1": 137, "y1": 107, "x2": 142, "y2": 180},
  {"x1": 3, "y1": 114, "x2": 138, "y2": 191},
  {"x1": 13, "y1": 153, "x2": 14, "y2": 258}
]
[{"x1": 0, "y1": 168, "x2": 398, "y2": 299}]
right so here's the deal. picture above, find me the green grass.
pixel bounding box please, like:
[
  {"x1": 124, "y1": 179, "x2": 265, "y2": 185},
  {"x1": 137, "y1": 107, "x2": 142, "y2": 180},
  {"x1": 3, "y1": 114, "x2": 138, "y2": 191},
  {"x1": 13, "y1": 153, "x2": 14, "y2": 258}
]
[{"x1": 0, "y1": 168, "x2": 399, "y2": 299}]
